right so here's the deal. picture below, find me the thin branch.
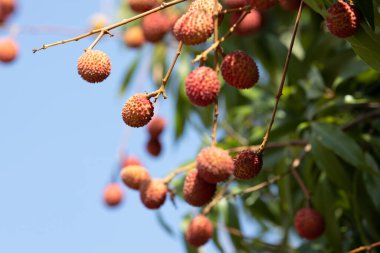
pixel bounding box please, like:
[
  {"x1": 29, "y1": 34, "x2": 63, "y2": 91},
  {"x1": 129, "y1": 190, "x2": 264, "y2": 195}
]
[
  {"x1": 218, "y1": 5, "x2": 251, "y2": 16},
  {"x1": 33, "y1": 0, "x2": 187, "y2": 53},
  {"x1": 211, "y1": 99, "x2": 219, "y2": 146},
  {"x1": 342, "y1": 109, "x2": 380, "y2": 131},
  {"x1": 257, "y1": 0, "x2": 304, "y2": 153},
  {"x1": 163, "y1": 161, "x2": 195, "y2": 184},
  {"x1": 348, "y1": 241, "x2": 380, "y2": 253},
  {"x1": 147, "y1": 41, "x2": 183, "y2": 102},
  {"x1": 227, "y1": 139, "x2": 308, "y2": 153},
  {"x1": 202, "y1": 177, "x2": 234, "y2": 215}
]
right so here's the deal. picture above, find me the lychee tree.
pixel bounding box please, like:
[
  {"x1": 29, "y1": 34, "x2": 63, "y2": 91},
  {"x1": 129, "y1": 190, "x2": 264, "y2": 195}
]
[{"x1": 31, "y1": 0, "x2": 380, "y2": 252}]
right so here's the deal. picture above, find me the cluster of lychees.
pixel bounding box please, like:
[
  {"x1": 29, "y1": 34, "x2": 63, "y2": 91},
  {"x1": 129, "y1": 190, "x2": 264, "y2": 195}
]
[{"x1": 0, "y1": 0, "x2": 18, "y2": 64}]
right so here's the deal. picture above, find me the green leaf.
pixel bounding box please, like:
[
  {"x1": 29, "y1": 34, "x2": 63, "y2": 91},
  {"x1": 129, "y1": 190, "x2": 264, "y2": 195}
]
[
  {"x1": 118, "y1": 54, "x2": 140, "y2": 96},
  {"x1": 356, "y1": 0, "x2": 375, "y2": 30},
  {"x1": 155, "y1": 210, "x2": 175, "y2": 237}
]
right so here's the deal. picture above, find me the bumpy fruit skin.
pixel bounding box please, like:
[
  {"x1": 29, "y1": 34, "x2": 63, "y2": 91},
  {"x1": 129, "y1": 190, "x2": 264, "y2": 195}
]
[
  {"x1": 186, "y1": 215, "x2": 213, "y2": 248},
  {"x1": 139, "y1": 179, "x2": 167, "y2": 209},
  {"x1": 183, "y1": 169, "x2": 216, "y2": 207},
  {"x1": 122, "y1": 93, "x2": 154, "y2": 127},
  {"x1": 103, "y1": 183, "x2": 123, "y2": 207},
  {"x1": 278, "y1": 0, "x2": 301, "y2": 11},
  {"x1": 248, "y1": 0, "x2": 277, "y2": 11},
  {"x1": 233, "y1": 150, "x2": 263, "y2": 180},
  {"x1": 185, "y1": 66, "x2": 220, "y2": 107},
  {"x1": 0, "y1": 37, "x2": 18, "y2": 63},
  {"x1": 77, "y1": 50, "x2": 111, "y2": 83},
  {"x1": 173, "y1": 10, "x2": 214, "y2": 45},
  {"x1": 295, "y1": 208, "x2": 325, "y2": 240},
  {"x1": 120, "y1": 165, "x2": 150, "y2": 190},
  {"x1": 123, "y1": 26, "x2": 145, "y2": 48},
  {"x1": 196, "y1": 147, "x2": 234, "y2": 183},
  {"x1": 326, "y1": 0, "x2": 359, "y2": 38},
  {"x1": 147, "y1": 116, "x2": 166, "y2": 138},
  {"x1": 189, "y1": 0, "x2": 223, "y2": 14},
  {"x1": 231, "y1": 10, "x2": 263, "y2": 35},
  {"x1": 141, "y1": 12, "x2": 171, "y2": 43},
  {"x1": 221, "y1": 51, "x2": 259, "y2": 89},
  {"x1": 127, "y1": 0, "x2": 159, "y2": 13},
  {"x1": 121, "y1": 156, "x2": 142, "y2": 167},
  {"x1": 224, "y1": 0, "x2": 247, "y2": 8},
  {"x1": 146, "y1": 137, "x2": 162, "y2": 157}
]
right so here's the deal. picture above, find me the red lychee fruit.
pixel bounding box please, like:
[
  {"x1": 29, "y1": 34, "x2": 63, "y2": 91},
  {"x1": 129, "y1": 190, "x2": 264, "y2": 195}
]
[
  {"x1": 224, "y1": 0, "x2": 247, "y2": 8},
  {"x1": 278, "y1": 0, "x2": 301, "y2": 11},
  {"x1": 139, "y1": 179, "x2": 168, "y2": 209},
  {"x1": 221, "y1": 50, "x2": 259, "y2": 89},
  {"x1": 103, "y1": 183, "x2": 123, "y2": 207},
  {"x1": 183, "y1": 169, "x2": 217, "y2": 207},
  {"x1": 248, "y1": 0, "x2": 277, "y2": 11},
  {"x1": 185, "y1": 66, "x2": 220, "y2": 107},
  {"x1": 127, "y1": 0, "x2": 159, "y2": 13},
  {"x1": 189, "y1": 0, "x2": 223, "y2": 14},
  {"x1": 120, "y1": 165, "x2": 151, "y2": 190},
  {"x1": 230, "y1": 10, "x2": 263, "y2": 35},
  {"x1": 123, "y1": 26, "x2": 145, "y2": 48},
  {"x1": 147, "y1": 116, "x2": 166, "y2": 138},
  {"x1": 233, "y1": 150, "x2": 262, "y2": 180},
  {"x1": 122, "y1": 93, "x2": 154, "y2": 127},
  {"x1": 0, "y1": 0, "x2": 16, "y2": 18},
  {"x1": 141, "y1": 12, "x2": 171, "y2": 43},
  {"x1": 121, "y1": 155, "x2": 142, "y2": 168},
  {"x1": 0, "y1": 37, "x2": 18, "y2": 63},
  {"x1": 77, "y1": 50, "x2": 111, "y2": 83},
  {"x1": 146, "y1": 137, "x2": 162, "y2": 157},
  {"x1": 196, "y1": 146, "x2": 234, "y2": 183},
  {"x1": 294, "y1": 208, "x2": 325, "y2": 240},
  {"x1": 173, "y1": 10, "x2": 214, "y2": 45},
  {"x1": 326, "y1": 0, "x2": 359, "y2": 38},
  {"x1": 185, "y1": 215, "x2": 213, "y2": 248}
]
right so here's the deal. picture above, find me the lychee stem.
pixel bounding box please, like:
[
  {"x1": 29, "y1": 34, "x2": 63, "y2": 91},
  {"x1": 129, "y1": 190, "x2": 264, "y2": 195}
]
[
  {"x1": 211, "y1": 100, "x2": 219, "y2": 147},
  {"x1": 348, "y1": 241, "x2": 380, "y2": 253},
  {"x1": 211, "y1": 0, "x2": 220, "y2": 147},
  {"x1": 257, "y1": 0, "x2": 304, "y2": 154},
  {"x1": 162, "y1": 161, "x2": 195, "y2": 184},
  {"x1": 202, "y1": 177, "x2": 234, "y2": 215},
  {"x1": 32, "y1": 0, "x2": 187, "y2": 53},
  {"x1": 217, "y1": 4, "x2": 251, "y2": 16}
]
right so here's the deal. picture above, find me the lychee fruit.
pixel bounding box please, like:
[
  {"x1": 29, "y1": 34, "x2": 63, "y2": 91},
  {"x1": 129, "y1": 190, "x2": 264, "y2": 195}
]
[
  {"x1": 0, "y1": 0, "x2": 16, "y2": 18},
  {"x1": 185, "y1": 215, "x2": 213, "y2": 248},
  {"x1": 185, "y1": 66, "x2": 220, "y2": 107},
  {"x1": 248, "y1": 0, "x2": 277, "y2": 11},
  {"x1": 278, "y1": 0, "x2": 301, "y2": 11},
  {"x1": 223, "y1": 0, "x2": 247, "y2": 8},
  {"x1": 120, "y1": 165, "x2": 151, "y2": 190},
  {"x1": 233, "y1": 150, "x2": 262, "y2": 180},
  {"x1": 183, "y1": 169, "x2": 216, "y2": 207},
  {"x1": 103, "y1": 183, "x2": 123, "y2": 207},
  {"x1": 221, "y1": 51, "x2": 259, "y2": 89},
  {"x1": 294, "y1": 208, "x2": 325, "y2": 240},
  {"x1": 196, "y1": 146, "x2": 234, "y2": 183},
  {"x1": 122, "y1": 93, "x2": 154, "y2": 127},
  {"x1": 230, "y1": 10, "x2": 263, "y2": 35},
  {"x1": 77, "y1": 50, "x2": 111, "y2": 83},
  {"x1": 173, "y1": 10, "x2": 214, "y2": 45},
  {"x1": 121, "y1": 155, "x2": 142, "y2": 168},
  {"x1": 0, "y1": 37, "x2": 18, "y2": 63},
  {"x1": 326, "y1": 0, "x2": 359, "y2": 38},
  {"x1": 123, "y1": 26, "x2": 145, "y2": 48},
  {"x1": 141, "y1": 12, "x2": 171, "y2": 43},
  {"x1": 127, "y1": 0, "x2": 159, "y2": 13},
  {"x1": 139, "y1": 179, "x2": 168, "y2": 209},
  {"x1": 89, "y1": 13, "x2": 108, "y2": 30},
  {"x1": 147, "y1": 116, "x2": 166, "y2": 138},
  {"x1": 189, "y1": 0, "x2": 223, "y2": 14},
  {"x1": 146, "y1": 137, "x2": 162, "y2": 157}
]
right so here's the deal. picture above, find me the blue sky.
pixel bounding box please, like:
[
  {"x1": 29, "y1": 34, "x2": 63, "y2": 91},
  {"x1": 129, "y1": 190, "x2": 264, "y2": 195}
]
[{"x1": 0, "y1": 1, "x2": 229, "y2": 252}]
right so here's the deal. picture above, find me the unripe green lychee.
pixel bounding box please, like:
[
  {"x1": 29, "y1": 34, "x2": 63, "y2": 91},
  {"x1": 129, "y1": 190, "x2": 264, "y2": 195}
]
[
  {"x1": 146, "y1": 137, "x2": 162, "y2": 157},
  {"x1": 221, "y1": 51, "x2": 259, "y2": 89},
  {"x1": 126, "y1": 0, "x2": 159, "y2": 13},
  {"x1": 294, "y1": 208, "x2": 325, "y2": 240},
  {"x1": 120, "y1": 165, "x2": 150, "y2": 190},
  {"x1": 141, "y1": 12, "x2": 171, "y2": 43},
  {"x1": 77, "y1": 50, "x2": 111, "y2": 83},
  {"x1": 185, "y1": 66, "x2": 220, "y2": 107},
  {"x1": 196, "y1": 146, "x2": 234, "y2": 183},
  {"x1": 147, "y1": 116, "x2": 166, "y2": 138},
  {"x1": 233, "y1": 150, "x2": 262, "y2": 180},
  {"x1": 326, "y1": 0, "x2": 359, "y2": 38},
  {"x1": 122, "y1": 93, "x2": 154, "y2": 127},
  {"x1": 183, "y1": 169, "x2": 217, "y2": 207},
  {"x1": 103, "y1": 183, "x2": 123, "y2": 207},
  {"x1": 223, "y1": 0, "x2": 247, "y2": 8},
  {"x1": 230, "y1": 10, "x2": 263, "y2": 35},
  {"x1": 123, "y1": 26, "x2": 145, "y2": 48},
  {"x1": 248, "y1": 0, "x2": 277, "y2": 11},
  {"x1": 186, "y1": 215, "x2": 213, "y2": 248},
  {"x1": 139, "y1": 179, "x2": 168, "y2": 209},
  {"x1": 0, "y1": 37, "x2": 18, "y2": 63},
  {"x1": 278, "y1": 0, "x2": 301, "y2": 11},
  {"x1": 173, "y1": 10, "x2": 214, "y2": 45}
]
